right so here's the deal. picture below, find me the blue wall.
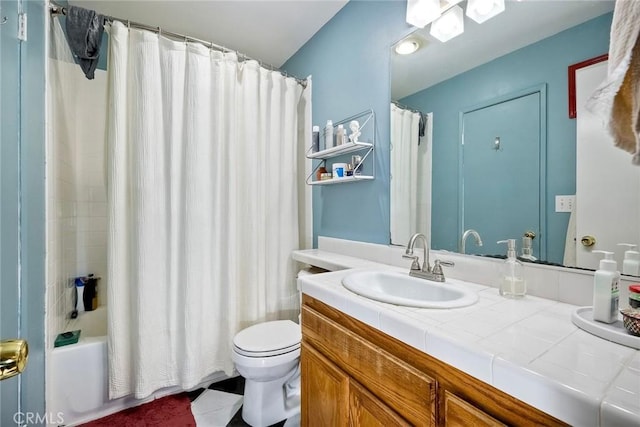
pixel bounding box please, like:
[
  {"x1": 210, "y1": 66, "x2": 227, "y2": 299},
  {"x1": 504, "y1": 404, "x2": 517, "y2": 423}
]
[
  {"x1": 400, "y1": 13, "x2": 611, "y2": 264},
  {"x1": 0, "y1": 0, "x2": 46, "y2": 420},
  {"x1": 284, "y1": 2, "x2": 611, "y2": 264},
  {"x1": 283, "y1": 0, "x2": 411, "y2": 246}
]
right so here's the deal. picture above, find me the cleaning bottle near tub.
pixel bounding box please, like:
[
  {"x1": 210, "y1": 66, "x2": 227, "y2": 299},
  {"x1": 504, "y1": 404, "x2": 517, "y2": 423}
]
[
  {"x1": 75, "y1": 277, "x2": 86, "y2": 314},
  {"x1": 592, "y1": 250, "x2": 620, "y2": 324},
  {"x1": 618, "y1": 243, "x2": 640, "y2": 276},
  {"x1": 497, "y1": 239, "x2": 526, "y2": 298}
]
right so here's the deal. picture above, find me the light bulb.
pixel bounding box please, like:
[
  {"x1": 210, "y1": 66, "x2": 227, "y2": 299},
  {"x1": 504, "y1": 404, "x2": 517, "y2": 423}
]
[{"x1": 474, "y1": 0, "x2": 494, "y2": 16}]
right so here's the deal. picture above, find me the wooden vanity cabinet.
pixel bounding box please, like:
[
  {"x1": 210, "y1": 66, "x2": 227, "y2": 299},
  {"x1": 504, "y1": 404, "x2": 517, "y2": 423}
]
[{"x1": 301, "y1": 295, "x2": 567, "y2": 427}]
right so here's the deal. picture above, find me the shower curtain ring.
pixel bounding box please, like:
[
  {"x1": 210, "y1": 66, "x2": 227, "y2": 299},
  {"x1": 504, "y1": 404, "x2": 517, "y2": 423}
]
[{"x1": 1, "y1": 16, "x2": 7, "y2": 24}]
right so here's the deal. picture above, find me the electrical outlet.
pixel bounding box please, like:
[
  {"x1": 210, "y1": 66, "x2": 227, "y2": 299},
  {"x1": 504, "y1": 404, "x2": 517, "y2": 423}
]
[{"x1": 555, "y1": 195, "x2": 575, "y2": 212}]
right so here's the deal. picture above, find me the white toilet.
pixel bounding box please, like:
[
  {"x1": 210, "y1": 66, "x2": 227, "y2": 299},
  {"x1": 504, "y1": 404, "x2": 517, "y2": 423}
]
[
  {"x1": 232, "y1": 319, "x2": 302, "y2": 427},
  {"x1": 231, "y1": 268, "x2": 323, "y2": 426}
]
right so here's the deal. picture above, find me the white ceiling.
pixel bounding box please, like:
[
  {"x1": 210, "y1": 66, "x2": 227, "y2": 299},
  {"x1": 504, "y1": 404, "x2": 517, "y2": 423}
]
[
  {"x1": 69, "y1": 1, "x2": 614, "y2": 99},
  {"x1": 70, "y1": 0, "x2": 349, "y2": 68},
  {"x1": 392, "y1": 0, "x2": 615, "y2": 100}
]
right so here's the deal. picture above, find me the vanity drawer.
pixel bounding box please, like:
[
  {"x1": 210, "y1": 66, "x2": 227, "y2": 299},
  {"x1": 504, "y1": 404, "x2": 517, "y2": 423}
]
[{"x1": 302, "y1": 305, "x2": 436, "y2": 426}]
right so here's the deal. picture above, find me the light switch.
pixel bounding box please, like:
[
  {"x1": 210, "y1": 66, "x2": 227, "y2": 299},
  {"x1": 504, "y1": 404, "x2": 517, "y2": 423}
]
[{"x1": 555, "y1": 195, "x2": 575, "y2": 213}]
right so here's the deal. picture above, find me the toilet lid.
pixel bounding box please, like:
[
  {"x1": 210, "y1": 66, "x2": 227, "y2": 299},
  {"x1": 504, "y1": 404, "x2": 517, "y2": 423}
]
[{"x1": 233, "y1": 320, "x2": 301, "y2": 355}]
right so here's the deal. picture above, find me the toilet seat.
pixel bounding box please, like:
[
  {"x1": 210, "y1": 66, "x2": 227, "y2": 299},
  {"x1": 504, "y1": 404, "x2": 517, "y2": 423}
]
[{"x1": 233, "y1": 320, "x2": 301, "y2": 358}]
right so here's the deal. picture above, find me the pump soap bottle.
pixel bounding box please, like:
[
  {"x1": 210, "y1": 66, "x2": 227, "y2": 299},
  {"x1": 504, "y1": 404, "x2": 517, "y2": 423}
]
[
  {"x1": 592, "y1": 250, "x2": 620, "y2": 324},
  {"x1": 618, "y1": 243, "x2": 640, "y2": 276},
  {"x1": 520, "y1": 236, "x2": 537, "y2": 261},
  {"x1": 497, "y1": 239, "x2": 526, "y2": 298}
]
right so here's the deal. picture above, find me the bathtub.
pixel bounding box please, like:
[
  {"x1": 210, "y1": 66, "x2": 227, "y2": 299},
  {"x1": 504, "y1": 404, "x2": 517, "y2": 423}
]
[{"x1": 49, "y1": 307, "x2": 227, "y2": 426}]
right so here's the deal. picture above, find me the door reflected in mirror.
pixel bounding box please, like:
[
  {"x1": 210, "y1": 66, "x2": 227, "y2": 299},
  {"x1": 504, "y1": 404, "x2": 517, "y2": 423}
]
[{"x1": 389, "y1": 1, "x2": 640, "y2": 275}]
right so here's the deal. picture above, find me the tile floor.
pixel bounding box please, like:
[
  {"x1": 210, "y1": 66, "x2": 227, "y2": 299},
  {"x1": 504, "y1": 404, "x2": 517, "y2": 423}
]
[{"x1": 188, "y1": 376, "x2": 300, "y2": 427}]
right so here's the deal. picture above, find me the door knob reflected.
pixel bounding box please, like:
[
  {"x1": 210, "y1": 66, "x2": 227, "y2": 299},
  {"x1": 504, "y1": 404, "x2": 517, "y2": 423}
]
[
  {"x1": 581, "y1": 235, "x2": 596, "y2": 247},
  {"x1": 0, "y1": 339, "x2": 28, "y2": 381}
]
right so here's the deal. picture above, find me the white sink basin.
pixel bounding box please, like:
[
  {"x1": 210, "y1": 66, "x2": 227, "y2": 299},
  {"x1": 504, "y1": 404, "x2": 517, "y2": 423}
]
[{"x1": 342, "y1": 270, "x2": 478, "y2": 309}]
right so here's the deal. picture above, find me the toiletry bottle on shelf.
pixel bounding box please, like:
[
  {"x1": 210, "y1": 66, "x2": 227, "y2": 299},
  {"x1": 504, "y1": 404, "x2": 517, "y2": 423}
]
[
  {"x1": 336, "y1": 124, "x2": 346, "y2": 146},
  {"x1": 497, "y1": 239, "x2": 526, "y2": 298},
  {"x1": 312, "y1": 125, "x2": 320, "y2": 152},
  {"x1": 324, "y1": 120, "x2": 334, "y2": 149},
  {"x1": 592, "y1": 250, "x2": 620, "y2": 324},
  {"x1": 618, "y1": 243, "x2": 640, "y2": 276},
  {"x1": 520, "y1": 236, "x2": 537, "y2": 261},
  {"x1": 84, "y1": 274, "x2": 98, "y2": 311},
  {"x1": 75, "y1": 277, "x2": 86, "y2": 313},
  {"x1": 316, "y1": 164, "x2": 327, "y2": 182},
  {"x1": 352, "y1": 155, "x2": 362, "y2": 175}
]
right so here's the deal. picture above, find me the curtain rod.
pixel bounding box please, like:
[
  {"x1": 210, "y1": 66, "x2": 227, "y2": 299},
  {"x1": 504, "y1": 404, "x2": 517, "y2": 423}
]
[
  {"x1": 48, "y1": 1, "x2": 308, "y2": 88},
  {"x1": 391, "y1": 100, "x2": 423, "y2": 116}
]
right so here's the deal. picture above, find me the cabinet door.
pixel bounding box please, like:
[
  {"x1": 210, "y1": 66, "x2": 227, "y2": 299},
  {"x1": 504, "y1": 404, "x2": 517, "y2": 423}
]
[
  {"x1": 302, "y1": 343, "x2": 349, "y2": 426},
  {"x1": 303, "y1": 305, "x2": 436, "y2": 425},
  {"x1": 349, "y1": 380, "x2": 410, "y2": 427},
  {"x1": 443, "y1": 390, "x2": 506, "y2": 427}
]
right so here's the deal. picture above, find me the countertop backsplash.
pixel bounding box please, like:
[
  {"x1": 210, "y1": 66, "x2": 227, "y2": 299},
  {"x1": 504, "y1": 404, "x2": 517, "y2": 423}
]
[{"x1": 313, "y1": 236, "x2": 636, "y2": 310}]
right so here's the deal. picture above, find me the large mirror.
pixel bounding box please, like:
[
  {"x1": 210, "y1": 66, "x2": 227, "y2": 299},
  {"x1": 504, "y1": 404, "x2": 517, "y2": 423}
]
[{"x1": 390, "y1": 0, "x2": 640, "y2": 275}]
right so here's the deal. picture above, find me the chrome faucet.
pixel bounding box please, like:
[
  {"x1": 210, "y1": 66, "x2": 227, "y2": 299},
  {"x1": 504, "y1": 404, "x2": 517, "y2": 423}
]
[
  {"x1": 460, "y1": 229, "x2": 483, "y2": 254},
  {"x1": 403, "y1": 232, "x2": 454, "y2": 282}
]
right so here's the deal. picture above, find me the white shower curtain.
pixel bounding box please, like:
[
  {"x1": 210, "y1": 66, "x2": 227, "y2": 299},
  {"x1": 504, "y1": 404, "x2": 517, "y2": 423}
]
[
  {"x1": 106, "y1": 21, "x2": 310, "y2": 399},
  {"x1": 390, "y1": 104, "x2": 421, "y2": 245}
]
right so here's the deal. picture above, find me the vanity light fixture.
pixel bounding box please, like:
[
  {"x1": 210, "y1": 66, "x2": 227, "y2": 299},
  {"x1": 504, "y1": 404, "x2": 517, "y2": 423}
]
[
  {"x1": 430, "y1": 5, "x2": 464, "y2": 43},
  {"x1": 466, "y1": 0, "x2": 505, "y2": 24},
  {"x1": 406, "y1": 0, "x2": 441, "y2": 28},
  {"x1": 395, "y1": 37, "x2": 421, "y2": 55}
]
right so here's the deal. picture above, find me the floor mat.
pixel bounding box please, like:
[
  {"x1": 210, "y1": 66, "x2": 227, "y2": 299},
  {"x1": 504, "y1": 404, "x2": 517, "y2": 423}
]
[{"x1": 80, "y1": 393, "x2": 196, "y2": 426}]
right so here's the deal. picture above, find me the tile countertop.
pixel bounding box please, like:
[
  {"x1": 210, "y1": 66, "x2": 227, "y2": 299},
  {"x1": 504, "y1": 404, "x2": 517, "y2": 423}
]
[{"x1": 293, "y1": 249, "x2": 640, "y2": 427}]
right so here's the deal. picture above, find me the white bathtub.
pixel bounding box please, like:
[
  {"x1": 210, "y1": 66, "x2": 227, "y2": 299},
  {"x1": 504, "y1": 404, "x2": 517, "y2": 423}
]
[{"x1": 48, "y1": 307, "x2": 226, "y2": 426}]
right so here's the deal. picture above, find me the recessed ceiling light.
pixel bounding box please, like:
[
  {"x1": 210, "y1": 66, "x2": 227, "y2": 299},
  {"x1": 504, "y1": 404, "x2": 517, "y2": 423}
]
[{"x1": 395, "y1": 38, "x2": 421, "y2": 55}]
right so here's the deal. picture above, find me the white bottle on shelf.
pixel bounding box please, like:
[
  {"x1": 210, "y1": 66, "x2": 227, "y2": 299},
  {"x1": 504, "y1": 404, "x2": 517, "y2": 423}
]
[
  {"x1": 336, "y1": 124, "x2": 346, "y2": 145},
  {"x1": 312, "y1": 125, "x2": 320, "y2": 152},
  {"x1": 592, "y1": 250, "x2": 620, "y2": 324},
  {"x1": 324, "y1": 120, "x2": 334, "y2": 149},
  {"x1": 618, "y1": 243, "x2": 640, "y2": 276}
]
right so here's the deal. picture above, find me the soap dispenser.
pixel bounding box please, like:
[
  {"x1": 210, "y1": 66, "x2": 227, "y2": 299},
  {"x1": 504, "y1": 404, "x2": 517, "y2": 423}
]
[
  {"x1": 520, "y1": 236, "x2": 537, "y2": 261},
  {"x1": 592, "y1": 250, "x2": 620, "y2": 324},
  {"x1": 617, "y1": 243, "x2": 640, "y2": 276},
  {"x1": 497, "y1": 239, "x2": 526, "y2": 298}
]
